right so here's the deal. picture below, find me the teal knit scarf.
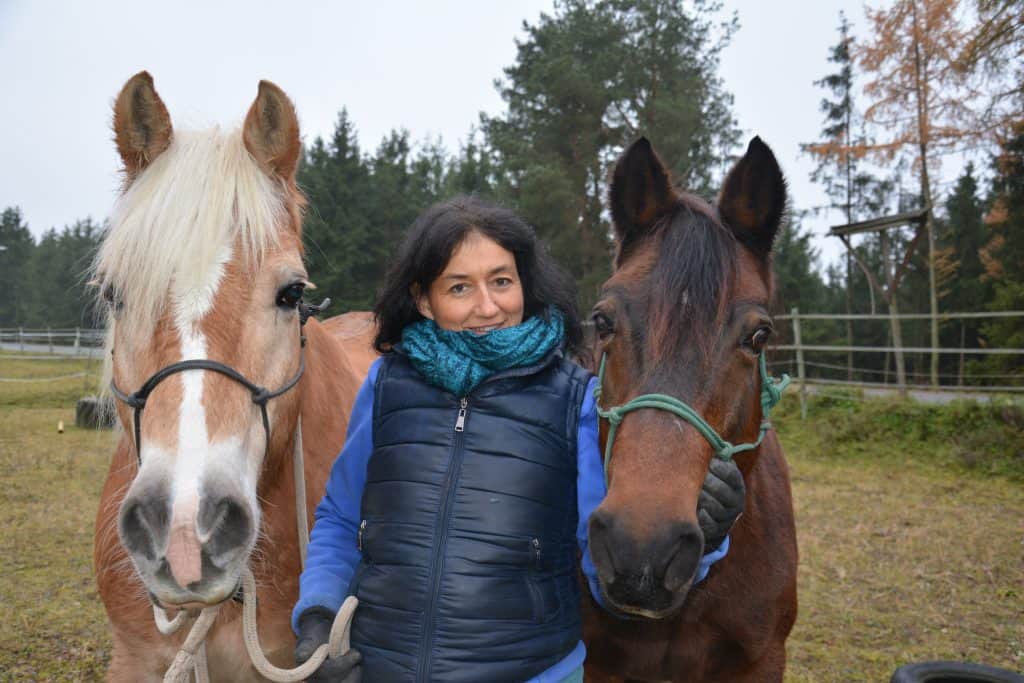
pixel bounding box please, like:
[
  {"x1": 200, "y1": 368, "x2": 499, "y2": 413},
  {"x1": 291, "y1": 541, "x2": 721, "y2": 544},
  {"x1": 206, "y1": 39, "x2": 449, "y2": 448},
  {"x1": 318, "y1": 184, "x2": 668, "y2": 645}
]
[{"x1": 401, "y1": 309, "x2": 565, "y2": 396}]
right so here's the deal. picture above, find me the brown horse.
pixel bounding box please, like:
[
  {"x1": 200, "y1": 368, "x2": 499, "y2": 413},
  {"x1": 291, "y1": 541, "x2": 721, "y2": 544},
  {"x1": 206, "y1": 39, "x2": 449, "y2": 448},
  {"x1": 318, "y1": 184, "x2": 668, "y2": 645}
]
[
  {"x1": 92, "y1": 72, "x2": 372, "y2": 680},
  {"x1": 582, "y1": 138, "x2": 798, "y2": 682}
]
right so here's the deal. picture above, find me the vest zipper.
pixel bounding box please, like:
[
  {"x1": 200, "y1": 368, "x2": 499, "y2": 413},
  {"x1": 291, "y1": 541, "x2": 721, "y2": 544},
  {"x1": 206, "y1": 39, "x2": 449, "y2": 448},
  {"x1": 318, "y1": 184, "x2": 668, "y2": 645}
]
[
  {"x1": 417, "y1": 397, "x2": 469, "y2": 682},
  {"x1": 357, "y1": 519, "x2": 366, "y2": 552},
  {"x1": 528, "y1": 537, "x2": 544, "y2": 622},
  {"x1": 454, "y1": 397, "x2": 467, "y2": 432}
]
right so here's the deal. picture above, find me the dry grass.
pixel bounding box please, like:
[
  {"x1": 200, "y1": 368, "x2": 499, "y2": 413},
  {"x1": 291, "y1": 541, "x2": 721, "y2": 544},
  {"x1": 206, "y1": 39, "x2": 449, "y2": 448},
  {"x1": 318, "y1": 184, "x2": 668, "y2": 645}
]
[
  {"x1": 776, "y1": 394, "x2": 1024, "y2": 681},
  {"x1": 0, "y1": 363, "x2": 1021, "y2": 681}
]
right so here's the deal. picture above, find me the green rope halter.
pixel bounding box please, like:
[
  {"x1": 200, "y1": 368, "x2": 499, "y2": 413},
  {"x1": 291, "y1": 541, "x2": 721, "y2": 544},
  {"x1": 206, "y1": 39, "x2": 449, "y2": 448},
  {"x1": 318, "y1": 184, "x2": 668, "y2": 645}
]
[{"x1": 594, "y1": 352, "x2": 790, "y2": 484}]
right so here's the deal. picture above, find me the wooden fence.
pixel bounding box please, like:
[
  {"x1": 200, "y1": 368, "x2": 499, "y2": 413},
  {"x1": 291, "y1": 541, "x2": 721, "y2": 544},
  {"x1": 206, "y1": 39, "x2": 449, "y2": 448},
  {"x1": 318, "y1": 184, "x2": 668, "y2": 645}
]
[
  {"x1": 0, "y1": 327, "x2": 105, "y2": 356},
  {"x1": 771, "y1": 310, "x2": 1023, "y2": 415}
]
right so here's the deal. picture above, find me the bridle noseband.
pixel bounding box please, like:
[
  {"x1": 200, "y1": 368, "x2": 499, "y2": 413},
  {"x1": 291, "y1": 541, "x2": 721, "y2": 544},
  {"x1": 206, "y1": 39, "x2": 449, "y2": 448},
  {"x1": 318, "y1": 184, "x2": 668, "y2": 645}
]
[
  {"x1": 109, "y1": 298, "x2": 330, "y2": 467},
  {"x1": 594, "y1": 351, "x2": 790, "y2": 485}
]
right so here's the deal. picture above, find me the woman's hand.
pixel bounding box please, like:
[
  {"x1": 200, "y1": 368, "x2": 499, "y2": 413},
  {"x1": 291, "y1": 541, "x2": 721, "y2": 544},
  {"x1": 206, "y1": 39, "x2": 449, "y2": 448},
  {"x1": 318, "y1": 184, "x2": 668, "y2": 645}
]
[
  {"x1": 697, "y1": 458, "x2": 745, "y2": 551},
  {"x1": 295, "y1": 608, "x2": 363, "y2": 683}
]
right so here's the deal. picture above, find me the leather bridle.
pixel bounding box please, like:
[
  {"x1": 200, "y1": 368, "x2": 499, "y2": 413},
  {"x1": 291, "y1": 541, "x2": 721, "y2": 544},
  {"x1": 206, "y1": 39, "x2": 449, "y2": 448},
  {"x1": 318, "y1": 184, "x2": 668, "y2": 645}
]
[{"x1": 109, "y1": 299, "x2": 330, "y2": 467}]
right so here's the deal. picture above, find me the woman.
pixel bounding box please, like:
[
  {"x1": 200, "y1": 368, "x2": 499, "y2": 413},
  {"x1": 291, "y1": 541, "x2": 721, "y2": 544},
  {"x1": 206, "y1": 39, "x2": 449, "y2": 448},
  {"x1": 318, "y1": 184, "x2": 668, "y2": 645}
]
[{"x1": 292, "y1": 197, "x2": 744, "y2": 682}]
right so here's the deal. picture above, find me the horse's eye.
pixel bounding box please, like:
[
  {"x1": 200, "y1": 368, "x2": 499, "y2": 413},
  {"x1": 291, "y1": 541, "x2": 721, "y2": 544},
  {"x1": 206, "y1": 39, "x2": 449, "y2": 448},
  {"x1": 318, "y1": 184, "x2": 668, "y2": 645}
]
[
  {"x1": 747, "y1": 327, "x2": 772, "y2": 354},
  {"x1": 102, "y1": 284, "x2": 123, "y2": 312},
  {"x1": 277, "y1": 282, "x2": 305, "y2": 309},
  {"x1": 592, "y1": 312, "x2": 614, "y2": 340}
]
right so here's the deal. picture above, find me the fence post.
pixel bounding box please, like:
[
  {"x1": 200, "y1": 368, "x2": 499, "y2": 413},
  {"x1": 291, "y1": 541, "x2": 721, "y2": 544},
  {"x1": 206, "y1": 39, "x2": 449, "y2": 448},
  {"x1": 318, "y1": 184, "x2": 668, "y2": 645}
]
[
  {"x1": 48, "y1": 326, "x2": 53, "y2": 354},
  {"x1": 19, "y1": 326, "x2": 24, "y2": 352},
  {"x1": 958, "y1": 322, "x2": 966, "y2": 388},
  {"x1": 791, "y1": 307, "x2": 807, "y2": 419},
  {"x1": 74, "y1": 327, "x2": 81, "y2": 356}
]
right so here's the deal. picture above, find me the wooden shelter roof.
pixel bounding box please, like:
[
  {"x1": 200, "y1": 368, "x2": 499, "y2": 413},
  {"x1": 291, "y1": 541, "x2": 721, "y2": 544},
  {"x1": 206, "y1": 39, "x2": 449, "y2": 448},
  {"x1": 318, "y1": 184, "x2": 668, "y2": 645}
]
[{"x1": 828, "y1": 207, "x2": 930, "y2": 237}]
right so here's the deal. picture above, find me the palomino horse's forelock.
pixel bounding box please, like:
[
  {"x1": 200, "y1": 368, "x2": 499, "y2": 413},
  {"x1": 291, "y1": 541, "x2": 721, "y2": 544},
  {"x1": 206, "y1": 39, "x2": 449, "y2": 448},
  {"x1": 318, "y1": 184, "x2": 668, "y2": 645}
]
[{"x1": 93, "y1": 127, "x2": 286, "y2": 343}]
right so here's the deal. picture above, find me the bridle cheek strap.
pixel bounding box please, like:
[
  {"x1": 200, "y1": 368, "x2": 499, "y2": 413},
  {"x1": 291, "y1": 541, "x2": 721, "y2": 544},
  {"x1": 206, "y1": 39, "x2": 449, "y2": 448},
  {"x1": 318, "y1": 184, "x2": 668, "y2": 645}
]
[{"x1": 594, "y1": 352, "x2": 790, "y2": 486}]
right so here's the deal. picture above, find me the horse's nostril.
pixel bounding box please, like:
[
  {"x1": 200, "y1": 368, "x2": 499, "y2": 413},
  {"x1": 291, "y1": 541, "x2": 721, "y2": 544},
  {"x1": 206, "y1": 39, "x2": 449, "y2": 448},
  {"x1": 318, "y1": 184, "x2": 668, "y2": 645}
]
[
  {"x1": 662, "y1": 523, "x2": 703, "y2": 592},
  {"x1": 120, "y1": 497, "x2": 170, "y2": 562},
  {"x1": 198, "y1": 496, "x2": 252, "y2": 568},
  {"x1": 587, "y1": 509, "x2": 617, "y2": 583}
]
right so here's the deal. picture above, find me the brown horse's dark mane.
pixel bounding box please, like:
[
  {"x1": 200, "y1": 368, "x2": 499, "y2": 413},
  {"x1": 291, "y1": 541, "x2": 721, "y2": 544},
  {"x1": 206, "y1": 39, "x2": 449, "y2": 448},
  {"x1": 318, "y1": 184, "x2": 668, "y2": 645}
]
[{"x1": 624, "y1": 192, "x2": 737, "y2": 366}]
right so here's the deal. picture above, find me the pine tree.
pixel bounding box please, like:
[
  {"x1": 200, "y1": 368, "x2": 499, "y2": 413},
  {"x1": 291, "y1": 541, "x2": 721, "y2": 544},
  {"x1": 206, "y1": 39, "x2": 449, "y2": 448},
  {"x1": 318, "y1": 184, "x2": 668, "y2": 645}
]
[
  {"x1": 803, "y1": 13, "x2": 874, "y2": 378},
  {"x1": 298, "y1": 110, "x2": 376, "y2": 312},
  {"x1": 25, "y1": 218, "x2": 103, "y2": 328},
  {"x1": 0, "y1": 207, "x2": 35, "y2": 327},
  {"x1": 484, "y1": 0, "x2": 738, "y2": 306},
  {"x1": 444, "y1": 134, "x2": 496, "y2": 198},
  {"x1": 974, "y1": 126, "x2": 1024, "y2": 383},
  {"x1": 772, "y1": 216, "x2": 829, "y2": 326},
  {"x1": 939, "y1": 163, "x2": 992, "y2": 355}
]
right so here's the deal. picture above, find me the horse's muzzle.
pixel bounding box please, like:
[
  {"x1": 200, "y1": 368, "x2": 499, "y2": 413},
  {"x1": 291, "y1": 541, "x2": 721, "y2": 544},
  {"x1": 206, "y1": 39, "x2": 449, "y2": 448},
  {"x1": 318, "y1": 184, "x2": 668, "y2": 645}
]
[
  {"x1": 120, "y1": 484, "x2": 254, "y2": 605},
  {"x1": 589, "y1": 509, "x2": 703, "y2": 618}
]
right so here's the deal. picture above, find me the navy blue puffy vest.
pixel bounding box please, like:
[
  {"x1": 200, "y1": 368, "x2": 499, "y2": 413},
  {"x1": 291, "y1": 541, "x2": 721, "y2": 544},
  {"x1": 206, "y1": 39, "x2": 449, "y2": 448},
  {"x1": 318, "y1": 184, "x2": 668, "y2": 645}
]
[{"x1": 349, "y1": 350, "x2": 590, "y2": 682}]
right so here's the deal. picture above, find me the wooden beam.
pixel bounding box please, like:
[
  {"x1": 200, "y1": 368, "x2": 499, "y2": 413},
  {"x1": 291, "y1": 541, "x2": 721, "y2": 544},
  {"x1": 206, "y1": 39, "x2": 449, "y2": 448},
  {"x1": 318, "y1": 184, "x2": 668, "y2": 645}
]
[{"x1": 828, "y1": 207, "x2": 930, "y2": 237}]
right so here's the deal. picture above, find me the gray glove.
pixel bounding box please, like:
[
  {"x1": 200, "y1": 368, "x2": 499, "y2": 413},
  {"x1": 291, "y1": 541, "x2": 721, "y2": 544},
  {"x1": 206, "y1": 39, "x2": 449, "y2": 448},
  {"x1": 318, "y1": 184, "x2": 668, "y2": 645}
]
[
  {"x1": 697, "y1": 457, "x2": 745, "y2": 551},
  {"x1": 295, "y1": 608, "x2": 362, "y2": 683}
]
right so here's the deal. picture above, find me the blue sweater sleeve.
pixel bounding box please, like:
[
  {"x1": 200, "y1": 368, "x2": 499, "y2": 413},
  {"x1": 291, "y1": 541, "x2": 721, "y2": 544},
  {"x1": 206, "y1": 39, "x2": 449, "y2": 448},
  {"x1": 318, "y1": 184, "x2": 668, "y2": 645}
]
[
  {"x1": 291, "y1": 358, "x2": 380, "y2": 634},
  {"x1": 576, "y1": 377, "x2": 607, "y2": 605},
  {"x1": 576, "y1": 377, "x2": 730, "y2": 608}
]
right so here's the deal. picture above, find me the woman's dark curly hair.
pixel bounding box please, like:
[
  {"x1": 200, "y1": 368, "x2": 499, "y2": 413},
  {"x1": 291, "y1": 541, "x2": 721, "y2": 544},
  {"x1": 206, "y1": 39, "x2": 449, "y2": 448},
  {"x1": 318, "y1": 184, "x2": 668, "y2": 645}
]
[{"x1": 373, "y1": 196, "x2": 583, "y2": 356}]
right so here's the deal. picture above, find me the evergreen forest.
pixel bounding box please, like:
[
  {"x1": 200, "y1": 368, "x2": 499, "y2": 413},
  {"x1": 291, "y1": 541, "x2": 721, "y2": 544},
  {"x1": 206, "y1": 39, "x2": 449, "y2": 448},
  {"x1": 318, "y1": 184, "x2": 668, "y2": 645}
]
[{"x1": 2, "y1": 0, "x2": 1021, "y2": 388}]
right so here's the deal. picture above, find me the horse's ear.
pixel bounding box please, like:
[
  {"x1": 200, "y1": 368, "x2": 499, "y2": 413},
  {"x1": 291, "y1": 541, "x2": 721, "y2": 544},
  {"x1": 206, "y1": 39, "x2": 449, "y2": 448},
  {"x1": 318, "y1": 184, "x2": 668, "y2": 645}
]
[
  {"x1": 113, "y1": 71, "x2": 173, "y2": 179},
  {"x1": 718, "y1": 137, "x2": 787, "y2": 255},
  {"x1": 243, "y1": 80, "x2": 301, "y2": 182},
  {"x1": 610, "y1": 137, "x2": 678, "y2": 251}
]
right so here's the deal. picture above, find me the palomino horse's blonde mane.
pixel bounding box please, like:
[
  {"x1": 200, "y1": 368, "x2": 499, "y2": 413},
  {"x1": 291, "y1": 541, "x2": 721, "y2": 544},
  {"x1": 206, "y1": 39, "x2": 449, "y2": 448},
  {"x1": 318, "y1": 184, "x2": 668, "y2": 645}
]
[{"x1": 93, "y1": 126, "x2": 286, "y2": 337}]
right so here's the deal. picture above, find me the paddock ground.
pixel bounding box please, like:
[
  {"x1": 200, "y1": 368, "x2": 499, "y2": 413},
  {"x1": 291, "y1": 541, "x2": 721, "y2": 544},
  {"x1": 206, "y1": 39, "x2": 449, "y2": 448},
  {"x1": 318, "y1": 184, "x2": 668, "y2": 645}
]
[{"x1": 1, "y1": 356, "x2": 1021, "y2": 681}]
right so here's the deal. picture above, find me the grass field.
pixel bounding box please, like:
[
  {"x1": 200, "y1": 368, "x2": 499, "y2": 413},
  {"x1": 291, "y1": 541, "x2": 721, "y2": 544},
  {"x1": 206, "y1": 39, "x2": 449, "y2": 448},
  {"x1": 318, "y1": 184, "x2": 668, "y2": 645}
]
[{"x1": 1, "y1": 355, "x2": 1021, "y2": 681}]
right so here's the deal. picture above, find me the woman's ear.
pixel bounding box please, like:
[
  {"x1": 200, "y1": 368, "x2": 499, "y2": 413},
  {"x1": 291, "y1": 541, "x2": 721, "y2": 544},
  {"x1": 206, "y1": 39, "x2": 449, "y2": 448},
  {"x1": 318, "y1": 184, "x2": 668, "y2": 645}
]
[{"x1": 412, "y1": 285, "x2": 434, "y2": 320}]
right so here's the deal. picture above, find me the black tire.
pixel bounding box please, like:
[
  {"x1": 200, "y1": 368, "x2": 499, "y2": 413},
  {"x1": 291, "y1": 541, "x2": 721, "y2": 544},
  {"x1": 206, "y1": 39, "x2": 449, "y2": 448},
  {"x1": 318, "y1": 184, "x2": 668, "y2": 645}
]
[{"x1": 891, "y1": 661, "x2": 1024, "y2": 683}]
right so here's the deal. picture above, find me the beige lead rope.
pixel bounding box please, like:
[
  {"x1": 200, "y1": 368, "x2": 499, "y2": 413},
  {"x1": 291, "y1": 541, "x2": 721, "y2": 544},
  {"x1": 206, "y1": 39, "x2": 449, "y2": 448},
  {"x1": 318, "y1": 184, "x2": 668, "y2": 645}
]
[
  {"x1": 158, "y1": 419, "x2": 358, "y2": 683},
  {"x1": 293, "y1": 416, "x2": 311, "y2": 567}
]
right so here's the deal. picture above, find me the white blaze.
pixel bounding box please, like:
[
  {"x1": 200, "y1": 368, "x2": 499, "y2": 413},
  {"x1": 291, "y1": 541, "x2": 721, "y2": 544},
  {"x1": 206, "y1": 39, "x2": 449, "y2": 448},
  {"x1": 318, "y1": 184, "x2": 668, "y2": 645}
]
[{"x1": 164, "y1": 245, "x2": 231, "y2": 588}]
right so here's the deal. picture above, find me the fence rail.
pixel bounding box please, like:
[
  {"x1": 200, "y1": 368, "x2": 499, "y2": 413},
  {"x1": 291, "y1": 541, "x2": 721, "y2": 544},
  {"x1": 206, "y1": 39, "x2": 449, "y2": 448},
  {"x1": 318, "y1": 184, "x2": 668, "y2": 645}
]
[
  {"x1": 3, "y1": 314, "x2": 1022, "y2": 397},
  {"x1": 772, "y1": 309, "x2": 1024, "y2": 415},
  {"x1": 0, "y1": 327, "x2": 105, "y2": 355}
]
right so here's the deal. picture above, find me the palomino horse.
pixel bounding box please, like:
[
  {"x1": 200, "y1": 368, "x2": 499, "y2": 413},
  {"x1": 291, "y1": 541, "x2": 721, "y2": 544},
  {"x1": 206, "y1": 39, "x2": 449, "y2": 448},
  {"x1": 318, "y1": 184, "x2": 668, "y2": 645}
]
[
  {"x1": 92, "y1": 72, "x2": 372, "y2": 680},
  {"x1": 582, "y1": 138, "x2": 798, "y2": 682}
]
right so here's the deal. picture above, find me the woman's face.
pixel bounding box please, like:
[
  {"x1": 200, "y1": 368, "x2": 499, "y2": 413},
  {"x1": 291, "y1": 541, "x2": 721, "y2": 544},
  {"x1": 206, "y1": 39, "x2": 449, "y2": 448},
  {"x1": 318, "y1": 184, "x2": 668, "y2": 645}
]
[{"x1": 417, "y1": 231, "x2": 525, "y2": 333}]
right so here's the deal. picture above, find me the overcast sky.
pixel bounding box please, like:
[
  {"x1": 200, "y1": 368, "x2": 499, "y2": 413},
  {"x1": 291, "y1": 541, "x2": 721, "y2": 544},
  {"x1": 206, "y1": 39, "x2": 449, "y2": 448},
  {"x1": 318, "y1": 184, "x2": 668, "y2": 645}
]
[{"x1": 1, "y1": 0, "x2": 939, "y2": 268}]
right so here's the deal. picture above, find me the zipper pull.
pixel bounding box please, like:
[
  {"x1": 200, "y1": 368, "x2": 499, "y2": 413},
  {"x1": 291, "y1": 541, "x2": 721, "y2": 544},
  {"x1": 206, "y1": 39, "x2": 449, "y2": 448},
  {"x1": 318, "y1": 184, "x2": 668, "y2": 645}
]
[
  {"x1": 358, "y1": 519, "x2": 366, "y2": 551},
  {"x1": 532, "y1": 537, "x2": 542, "y2": 568},
  {"x1": 455, "y1": 398, "x2": 468, "y2": 432}
]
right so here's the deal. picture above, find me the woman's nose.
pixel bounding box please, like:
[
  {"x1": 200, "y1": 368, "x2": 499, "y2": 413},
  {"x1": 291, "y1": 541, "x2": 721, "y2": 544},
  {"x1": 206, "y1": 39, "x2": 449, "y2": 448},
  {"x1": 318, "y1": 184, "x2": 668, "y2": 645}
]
[{"x1": 475, "y1": 289, "x2": 500, "y2": 317}]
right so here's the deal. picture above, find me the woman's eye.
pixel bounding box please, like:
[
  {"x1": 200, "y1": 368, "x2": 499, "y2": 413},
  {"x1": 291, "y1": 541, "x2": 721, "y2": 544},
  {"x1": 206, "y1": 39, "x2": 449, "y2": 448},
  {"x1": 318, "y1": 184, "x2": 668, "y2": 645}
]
[
  {"x1": 746, "y1": 326, "x2": 772, "y2": 354},
  {"x1": 494, "y1": 277, "x2": 512, "y2": 287},
  {"x1": 449, "y1": 283, "x2": 468, "y2": 295},
  {"x1": 276, "y1": 282, "x2": 305, "y2": 309},
  {"x1": 592, "y1": 312, "x2": 614, "y2": 340}
]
